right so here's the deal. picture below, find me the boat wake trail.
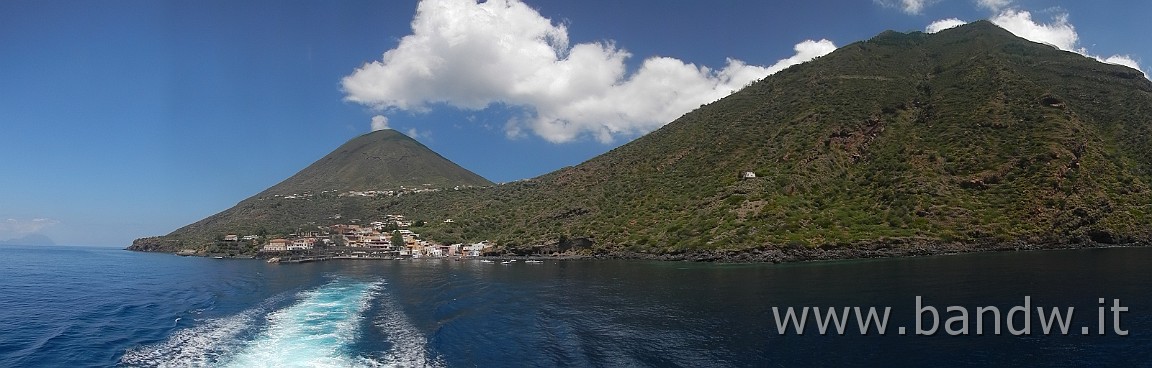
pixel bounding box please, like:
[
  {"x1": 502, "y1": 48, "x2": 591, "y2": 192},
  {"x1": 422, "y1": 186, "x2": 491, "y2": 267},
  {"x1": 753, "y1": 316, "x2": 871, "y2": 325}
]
[
  {"x1": 120, "y1": 279, "x2": 386, "y2": 368},
  {"x1": 119, "y1": 294, "x2": 288, "y2": 367},
  {"x1": 371, "y1": 290, "x2": 443, "y2": 368}
]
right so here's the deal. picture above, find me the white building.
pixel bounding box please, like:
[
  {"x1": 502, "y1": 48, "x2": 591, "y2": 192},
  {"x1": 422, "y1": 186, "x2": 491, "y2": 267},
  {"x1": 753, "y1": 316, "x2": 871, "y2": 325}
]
[
  {"x1": 287, "y1": 238, "x2": 314, "y2": 251},
  {"x1": 465, "y1": 241, "x2": 490, "y2": 257},
  {"x1": 263, "y1": 239, "x2": 289, "y2": 251}
]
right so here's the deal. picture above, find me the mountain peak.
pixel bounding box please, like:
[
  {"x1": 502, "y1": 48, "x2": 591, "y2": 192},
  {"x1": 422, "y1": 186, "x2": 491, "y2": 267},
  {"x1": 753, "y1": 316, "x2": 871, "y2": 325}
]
[
  {"x1": 360, "y1": 128, "x2": 410, "y2": 140},
  {"x1": 129, "y1": 126, "x2": 494, "y2": 251},
  {"x1": 260, "y1": 129, "x2": 492, "y2": 196},
  {"x1": 935, "y1": 19, "x2": 1025, "y2": 41},
  {"x1": 955, "y1": 19, "x2": 1004, "y2": 31}
]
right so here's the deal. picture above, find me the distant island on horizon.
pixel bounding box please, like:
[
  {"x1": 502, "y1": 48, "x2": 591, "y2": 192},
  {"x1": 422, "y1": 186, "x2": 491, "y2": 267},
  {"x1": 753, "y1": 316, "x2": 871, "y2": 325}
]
[{"x1": 1, "y1": 233, "x2": 56, "y2": 246}]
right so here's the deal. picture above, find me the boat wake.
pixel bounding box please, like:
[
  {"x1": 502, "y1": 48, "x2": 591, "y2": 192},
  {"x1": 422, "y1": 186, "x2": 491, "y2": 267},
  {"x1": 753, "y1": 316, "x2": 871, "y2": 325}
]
[
  {"x1": 119, "y1": 278, "x2": 440, "y2": 368},
  {"x1": 119, "y1": 294, "x2": 286, "y2": 367},
  {"x1": 372, "y1": 290, "x2": 444, "y2": 368},
  {"x1": 218, "y1": 279, "x2": 383, "y2": 367}
]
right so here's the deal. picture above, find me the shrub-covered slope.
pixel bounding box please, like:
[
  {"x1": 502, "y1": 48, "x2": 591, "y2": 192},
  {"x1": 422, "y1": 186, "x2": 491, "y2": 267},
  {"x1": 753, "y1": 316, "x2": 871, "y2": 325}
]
[
  {"x1": 129, "y1": 130, "x2": 492, "y2": 251},
  {"x1": 424, "y1": 21, "x2": 1152, "y2": 253},
  {"x1": 133, "y1": 22, "x2": 1152, "y2": 256}
]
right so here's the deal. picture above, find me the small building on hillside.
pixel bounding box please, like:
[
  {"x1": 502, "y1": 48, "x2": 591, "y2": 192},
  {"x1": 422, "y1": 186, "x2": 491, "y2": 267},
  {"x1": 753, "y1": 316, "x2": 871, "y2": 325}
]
[
  {"x1": 365, "y1": 235, "x2": 392, "y2": 249},
  {"x1": 740, "y1": 171, "x2": 757, "y2": 179},
  {"x1": 288, "y1": 238, "x2": 314, "y2": 251},
  {"x1": 264, "y1": 238, "x2": 289, "y2": 251},
  {"x1": 465, "y1": 241, "x2": 490, "y2": 257}
]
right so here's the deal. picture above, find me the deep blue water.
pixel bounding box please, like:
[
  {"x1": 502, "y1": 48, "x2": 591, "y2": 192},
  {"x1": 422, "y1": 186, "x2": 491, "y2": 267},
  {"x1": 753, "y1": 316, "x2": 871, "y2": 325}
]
[{"x1": 1, "y1": 245, "x2": 1150, "y2": 367}]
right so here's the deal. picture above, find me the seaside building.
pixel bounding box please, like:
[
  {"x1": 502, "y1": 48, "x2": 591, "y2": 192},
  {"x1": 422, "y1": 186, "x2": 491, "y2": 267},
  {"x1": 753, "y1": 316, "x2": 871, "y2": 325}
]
[
  {"x1": 288, "y1": 238, "x2": 314, "y2": 251},
  {"x1": 264, "y1": 238, "x2": 289, "y2": 251}
]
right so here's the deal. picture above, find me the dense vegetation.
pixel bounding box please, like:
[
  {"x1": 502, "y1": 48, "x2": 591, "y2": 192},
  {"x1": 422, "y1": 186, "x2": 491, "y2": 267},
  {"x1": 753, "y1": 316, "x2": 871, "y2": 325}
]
[{"x1": 132, "y1": 22, "x2": 1152, "y2": 258}]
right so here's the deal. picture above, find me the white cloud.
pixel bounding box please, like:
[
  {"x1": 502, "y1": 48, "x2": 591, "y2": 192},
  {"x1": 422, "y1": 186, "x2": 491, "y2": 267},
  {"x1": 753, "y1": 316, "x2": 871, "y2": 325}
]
[
  {"x1": 370, "y1": 115, "x2": 390, "y2": 131},
  {"x1": 342, "y1": 0, "x2": 835, "y2": 143},
  {"x1": 976, "y1": 0, "x2": 1011, "y2": 11},
  {"x1": 405, "y1": 128, "x2": 431, "y2": 139},
  {"x1": 989, "y1": 9, "x2": 1145, "y2": 77},
  {"x1": 1101, "y1": 55, "x2": 1142, "y2": 71},
  {"x1": 902, "y1": 0, "x2": 928, "y2": 14},
  {"x1": 765, "y1": 40, "x2": 839, "y2": 74},
  {"x1": 0, "y1": 218, "x2": 57, "y2": 239},
  {"x1": 925, "y1": 18, "x2": 967, "y2": 33},
  {"x1": 875, "y1": 0, "x2": 930, "y2": 15},
  {"x1": 990, "y1": 10, "x2": 1079, "y2": 51}
]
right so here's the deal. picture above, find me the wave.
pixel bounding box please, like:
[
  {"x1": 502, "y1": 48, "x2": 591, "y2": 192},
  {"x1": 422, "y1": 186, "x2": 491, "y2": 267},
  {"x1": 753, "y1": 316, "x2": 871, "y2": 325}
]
[
  {"x1": 118, "y1": 294, "x2": 283, "y2": 367},
  {"x1": 218, "y1": 279, "x2": 384, "y2": 368},
  {"x1": 118, "y1": 277, "x2": 444, "y2": 368},
  {"x1": 372, "y1": 289, "x2": 443, "y2": 368}
]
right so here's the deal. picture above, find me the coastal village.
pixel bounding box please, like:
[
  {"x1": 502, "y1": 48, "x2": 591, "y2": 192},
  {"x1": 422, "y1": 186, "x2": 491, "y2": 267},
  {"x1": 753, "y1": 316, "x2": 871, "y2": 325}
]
[{"x1": 213, "y1": 213, "x2": 493, "y2": 261}]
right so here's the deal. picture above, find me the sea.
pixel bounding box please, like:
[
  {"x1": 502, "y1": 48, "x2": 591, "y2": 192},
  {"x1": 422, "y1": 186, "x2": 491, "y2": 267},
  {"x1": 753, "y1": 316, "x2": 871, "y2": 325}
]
[{"x1": 1, "y1": 244, "x2": 1150, "y2": 367}]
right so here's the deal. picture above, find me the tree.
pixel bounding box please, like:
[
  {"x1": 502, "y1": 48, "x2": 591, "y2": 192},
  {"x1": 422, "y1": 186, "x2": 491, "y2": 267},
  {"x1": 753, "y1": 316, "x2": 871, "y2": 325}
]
[{"x1": 391, "y1": 231, "x2": 405, "y2": 249}]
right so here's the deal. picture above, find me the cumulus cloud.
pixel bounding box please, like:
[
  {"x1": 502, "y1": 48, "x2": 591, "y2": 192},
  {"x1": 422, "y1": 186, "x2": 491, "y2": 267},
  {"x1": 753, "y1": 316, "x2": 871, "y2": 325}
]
[
  {"x1": 765, "y1": 40, "x2": 839, "y2": 74},
  {"x1": 902, "y1": 0, "x2": 928, "y2": 14},
  {"x1": 405, "y1": 128, "x2": 432, "y2": 139},
  {"x1": 990, "y1": 10, "x2": 1079, "y2": 51},
  {"x1": 370, "y1": 115, "x2": 390, "y2": 131},
  {"x1": 925, "y1": 18, "x2": 967, "y2": 33},
  {"x1": 989, "y1": 10, "x2": 1145, "y2": 77},
  {"x1": 0, "y1": 218, "x2": 57, "y2": 239},
  {"x1": 875, "y1": 0, "x2": 930, "y2": 15},
  {"x1": 975, "y1": 0, "x2": 1012, "y2": 11},
  {"x1": 922, "y1": 8, "x2": 1145, "y2": 78},
  {"x1": 1101, "y1": 55, "x2": 1142, "y2": 71},
  {"x1": 342, "y1": 0, "x2": 835, "y2": 143}
]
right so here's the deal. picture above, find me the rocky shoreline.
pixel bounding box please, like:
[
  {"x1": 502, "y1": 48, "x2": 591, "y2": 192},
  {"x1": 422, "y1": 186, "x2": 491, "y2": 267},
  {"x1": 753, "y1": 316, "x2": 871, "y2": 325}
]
[
  {"x1": 587, "y1": 239, "x2": 1152, "y2": 263},
  {"x1": 130, "y1": 235, "x2": 1151, "y2": 264}
]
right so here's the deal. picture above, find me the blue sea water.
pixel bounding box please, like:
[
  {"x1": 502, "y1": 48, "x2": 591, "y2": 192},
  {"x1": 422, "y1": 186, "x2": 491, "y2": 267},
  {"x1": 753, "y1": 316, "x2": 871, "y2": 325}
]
[{"x1": 1, "y1": 244, "x2": 1151, "y2": 367}]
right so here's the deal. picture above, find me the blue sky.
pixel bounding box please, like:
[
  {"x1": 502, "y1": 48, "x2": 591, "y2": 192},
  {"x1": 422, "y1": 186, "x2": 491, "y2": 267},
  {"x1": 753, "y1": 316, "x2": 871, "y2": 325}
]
[{"x1": 1, "y1": 0, "x2": 1148, "y2": 246}]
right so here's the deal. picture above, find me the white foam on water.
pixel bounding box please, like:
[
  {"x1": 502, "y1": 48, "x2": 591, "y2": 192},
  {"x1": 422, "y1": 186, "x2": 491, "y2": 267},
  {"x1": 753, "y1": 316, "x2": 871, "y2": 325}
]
[
  {"x1": 120, "y1": 278, "x2": 442, "y2": 368},
  {"x1": 120, "y1": 280, "x2": 391, "y2": 368},
  {"x1": 219, "y1": 279, "x2": 384, "y2": 368},
  {"x1": 119, "y1": 296, "x2": 283, "y2": 367},
  {"x1": 372, "y1": 291, "x2": 444, "y2": 368}
]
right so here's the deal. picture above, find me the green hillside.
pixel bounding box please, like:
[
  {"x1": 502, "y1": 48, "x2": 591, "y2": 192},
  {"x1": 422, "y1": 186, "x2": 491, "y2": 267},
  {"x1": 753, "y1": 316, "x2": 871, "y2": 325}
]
[
  {"x1": 261, "y1": 129, "x2": 492, "y2": 195},
  {"x1": 380, "y1": 21, "x2": 1152, "y2": 255},
  {"x1": 132, "y1": 22, "x2": 1152, "y2": 259},
  {"x1": 129, "y1": 130, "x2": 492, "y2": 252}
]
